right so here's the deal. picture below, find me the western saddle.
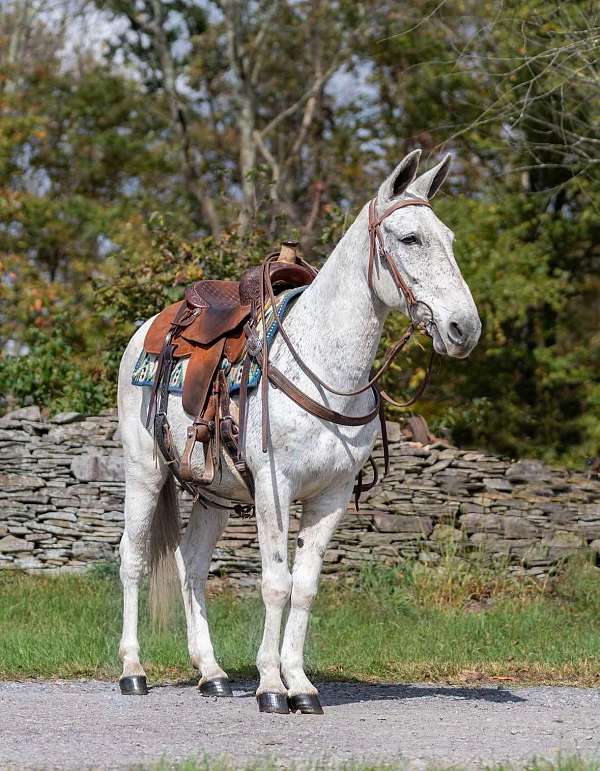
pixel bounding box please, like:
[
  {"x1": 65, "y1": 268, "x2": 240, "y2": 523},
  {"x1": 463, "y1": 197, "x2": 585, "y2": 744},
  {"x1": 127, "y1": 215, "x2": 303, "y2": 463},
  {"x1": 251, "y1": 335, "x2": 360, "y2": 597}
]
[{"x1": 144, "y1": 242, "x2": 316, "y2": 510}]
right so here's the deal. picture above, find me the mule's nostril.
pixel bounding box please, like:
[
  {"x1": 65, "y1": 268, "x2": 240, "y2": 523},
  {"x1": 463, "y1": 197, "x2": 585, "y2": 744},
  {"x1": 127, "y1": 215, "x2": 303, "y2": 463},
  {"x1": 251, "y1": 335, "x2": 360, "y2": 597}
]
[{"x1": 449, "y1": 320, "x2": 465, "y2": 344}]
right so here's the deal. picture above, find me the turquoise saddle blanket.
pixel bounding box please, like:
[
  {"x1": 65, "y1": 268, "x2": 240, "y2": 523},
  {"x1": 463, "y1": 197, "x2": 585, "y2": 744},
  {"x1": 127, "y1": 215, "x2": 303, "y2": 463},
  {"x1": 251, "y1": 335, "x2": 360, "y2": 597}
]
[{"x1": 131, "y1": 285, "x2": 306, "y2": 397}]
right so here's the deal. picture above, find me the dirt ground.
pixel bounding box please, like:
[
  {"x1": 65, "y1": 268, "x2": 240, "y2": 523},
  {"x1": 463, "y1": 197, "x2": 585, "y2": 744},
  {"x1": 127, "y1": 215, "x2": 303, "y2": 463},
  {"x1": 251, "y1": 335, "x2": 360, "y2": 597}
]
[{"x1": 1, "y1": 679, "x2": 599, "y2": 769}]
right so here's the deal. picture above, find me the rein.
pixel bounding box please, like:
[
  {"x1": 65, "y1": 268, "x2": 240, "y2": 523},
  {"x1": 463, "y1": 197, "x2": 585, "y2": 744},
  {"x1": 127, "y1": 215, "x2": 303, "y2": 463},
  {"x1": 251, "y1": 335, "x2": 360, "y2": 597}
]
[{"x1": 239, "y1": 195, "x2": 437, "y2": 493}]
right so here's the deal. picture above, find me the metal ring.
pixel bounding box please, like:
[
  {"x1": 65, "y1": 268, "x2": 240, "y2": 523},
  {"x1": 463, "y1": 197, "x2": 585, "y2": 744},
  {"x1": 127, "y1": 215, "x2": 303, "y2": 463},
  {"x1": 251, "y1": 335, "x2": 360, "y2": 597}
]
[{"x1": 247, "y1": 336, "x2": 263, "y2": 357}]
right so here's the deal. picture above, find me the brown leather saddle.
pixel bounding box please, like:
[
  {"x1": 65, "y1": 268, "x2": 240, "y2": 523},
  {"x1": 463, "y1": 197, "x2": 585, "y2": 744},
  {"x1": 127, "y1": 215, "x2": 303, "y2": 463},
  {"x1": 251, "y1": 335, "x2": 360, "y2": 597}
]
[
  {"x1": 144, "y1": 243, "x2": 315, "y2": 507},
  {"x1": 144, "y1": 281, "x2": 251, "y2": 418}
]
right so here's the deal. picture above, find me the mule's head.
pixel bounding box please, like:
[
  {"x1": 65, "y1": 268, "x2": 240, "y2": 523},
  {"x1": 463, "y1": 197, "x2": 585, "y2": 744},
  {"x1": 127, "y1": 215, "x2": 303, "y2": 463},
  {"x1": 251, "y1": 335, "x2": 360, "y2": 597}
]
[{"x1": 370, "y1": 149, "x2": 481, "y2": 358}]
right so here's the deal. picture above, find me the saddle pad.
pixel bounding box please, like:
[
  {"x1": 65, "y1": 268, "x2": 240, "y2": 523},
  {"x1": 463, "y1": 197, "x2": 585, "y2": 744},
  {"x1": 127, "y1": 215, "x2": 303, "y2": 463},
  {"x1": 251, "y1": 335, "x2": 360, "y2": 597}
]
[
  {"x1": 131, "y1": 285, "x2": 307, "y2": 397},
  {"x1": 226, "y1": 285, "x2": 306, "y2": 393},
  {"x1": 132, "y1": 350, "x2": 186, "y2": 394}
]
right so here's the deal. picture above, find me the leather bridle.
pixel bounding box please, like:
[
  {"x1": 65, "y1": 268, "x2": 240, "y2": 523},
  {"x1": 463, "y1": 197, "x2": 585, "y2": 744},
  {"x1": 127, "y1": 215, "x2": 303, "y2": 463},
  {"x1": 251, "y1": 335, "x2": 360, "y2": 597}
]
[
  {"x1": 238, "y1": 196, "x2": 437, "y2": 501},
  {"x1": 368, "y1": 196, "x2": 431, "y2": 305}
]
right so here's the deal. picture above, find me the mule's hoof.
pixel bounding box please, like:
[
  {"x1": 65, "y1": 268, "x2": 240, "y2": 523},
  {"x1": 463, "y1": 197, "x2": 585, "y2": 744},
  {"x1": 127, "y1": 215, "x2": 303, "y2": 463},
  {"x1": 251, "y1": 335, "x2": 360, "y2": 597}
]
[
  {"x1": 200, "y1": 677, "x2": 233, "y2": 697},
  {"x1": 288, "y1": 693, "x2": 324, "y2": 715},
  {"x1": 119, "y1": 676, "x2": 148, "y2": 696},
  {"x1": 257, "y1": 692, "x2": 289, "y2": 714}
]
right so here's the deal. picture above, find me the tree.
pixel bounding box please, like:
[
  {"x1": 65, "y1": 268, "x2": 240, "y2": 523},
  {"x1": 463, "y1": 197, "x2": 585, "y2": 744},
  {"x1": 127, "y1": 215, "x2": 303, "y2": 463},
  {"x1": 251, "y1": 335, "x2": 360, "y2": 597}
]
[
  {"x1": 0, "y1": 5, "x2": 181, "y2": 409},
  {"x1": 95, "y1": 0, "x2": 221, "y2": 234}
]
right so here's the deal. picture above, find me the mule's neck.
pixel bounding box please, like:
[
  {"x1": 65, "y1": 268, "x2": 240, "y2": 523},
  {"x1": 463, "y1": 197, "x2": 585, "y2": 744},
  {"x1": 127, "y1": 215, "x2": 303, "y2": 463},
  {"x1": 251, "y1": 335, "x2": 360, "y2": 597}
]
[{"x1": 290, "y1": 204, "x2": 390, "y2": 393}]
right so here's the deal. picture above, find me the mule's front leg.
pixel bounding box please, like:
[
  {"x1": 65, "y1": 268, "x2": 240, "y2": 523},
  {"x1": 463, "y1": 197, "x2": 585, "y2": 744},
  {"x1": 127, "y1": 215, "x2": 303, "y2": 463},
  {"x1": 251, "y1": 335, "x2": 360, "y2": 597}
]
[
  {"x1": 280, "y1": 488, "x2": 350, "y2": 714},
  {"x1": 254, "y1": 475, "x2": 293, "y2": 713}
]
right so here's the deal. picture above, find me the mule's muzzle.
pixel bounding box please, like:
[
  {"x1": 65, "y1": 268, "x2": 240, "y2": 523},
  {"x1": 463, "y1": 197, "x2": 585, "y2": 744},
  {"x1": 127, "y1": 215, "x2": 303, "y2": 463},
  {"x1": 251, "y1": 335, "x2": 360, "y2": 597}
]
[{"x1": 435, "y1": 312, "x2": 481, "y2": 358}]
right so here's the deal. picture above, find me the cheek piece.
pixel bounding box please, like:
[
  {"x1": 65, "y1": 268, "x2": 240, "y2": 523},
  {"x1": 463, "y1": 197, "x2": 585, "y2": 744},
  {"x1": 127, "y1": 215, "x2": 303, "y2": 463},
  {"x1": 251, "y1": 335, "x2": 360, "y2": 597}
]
[{"x1": 367, "y1": 196, "x2": 432, "y2": 316}]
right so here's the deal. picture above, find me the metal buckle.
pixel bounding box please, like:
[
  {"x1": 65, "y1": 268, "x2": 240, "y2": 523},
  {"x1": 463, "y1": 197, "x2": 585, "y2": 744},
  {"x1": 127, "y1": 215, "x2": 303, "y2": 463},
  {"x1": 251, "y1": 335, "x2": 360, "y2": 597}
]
[{"x1": 246, "y1": 334, "x2": 263, "y2": 357}]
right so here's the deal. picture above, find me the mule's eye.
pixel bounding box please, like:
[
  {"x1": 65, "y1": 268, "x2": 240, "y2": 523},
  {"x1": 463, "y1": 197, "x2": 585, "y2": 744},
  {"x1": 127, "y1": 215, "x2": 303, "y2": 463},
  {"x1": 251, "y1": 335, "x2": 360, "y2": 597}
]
[{"x1": 401, "y1": 233, "x2": 420, "y2": 245}]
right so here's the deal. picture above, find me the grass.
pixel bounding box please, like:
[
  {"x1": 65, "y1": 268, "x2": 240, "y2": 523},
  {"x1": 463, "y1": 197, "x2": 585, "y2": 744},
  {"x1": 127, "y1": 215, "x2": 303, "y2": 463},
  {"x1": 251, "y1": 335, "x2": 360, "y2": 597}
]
[
  {"x1": 145, "y1": 754, "x2": 600, "y2": 771},
  {"x1": 1, "y1": 555, "x2": 600, "y2": 685}
]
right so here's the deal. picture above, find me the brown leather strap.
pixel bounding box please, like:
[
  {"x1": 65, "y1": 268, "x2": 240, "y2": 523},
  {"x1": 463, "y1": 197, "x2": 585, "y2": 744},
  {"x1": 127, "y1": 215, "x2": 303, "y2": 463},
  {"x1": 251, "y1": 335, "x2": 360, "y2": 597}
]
[
  {"x1": 367, "y1": 197, "x2": 432, "y2": 301},
  {"x1": 353, "y1": 455, "x2": 379, "y2": 511},
  {"x1": 146, "y1": 335, "x2": 174, "y2": 429},
  {"x1": 265, "y1": 359, "x2": 381, "y2": 426},
  {"x1": 380, "y1": 347, "x2": 435, "y2": 409},
  {"x1": 378, "y1": 392, "x2": 390, "y2": 477},
  {"x1": 236, "y1": 349, "x2": 253, "y2": 462}
]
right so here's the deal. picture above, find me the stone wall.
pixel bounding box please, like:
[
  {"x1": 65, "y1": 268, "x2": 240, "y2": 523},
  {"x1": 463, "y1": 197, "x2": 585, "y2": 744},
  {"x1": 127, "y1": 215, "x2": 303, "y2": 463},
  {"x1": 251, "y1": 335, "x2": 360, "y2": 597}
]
[{"x1": 1, "y1": 406, "x2": 599, "y2": 579}]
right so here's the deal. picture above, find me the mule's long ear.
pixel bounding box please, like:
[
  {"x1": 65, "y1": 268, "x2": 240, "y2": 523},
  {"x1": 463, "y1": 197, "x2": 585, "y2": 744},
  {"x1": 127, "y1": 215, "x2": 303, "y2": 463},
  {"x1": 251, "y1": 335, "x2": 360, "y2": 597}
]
[
  {"x1": 409, "y1": 153, "x2": 452, "y2": 200},
  {"x1": 377, "y1": 149, "x2": 421, "y2": 208}
]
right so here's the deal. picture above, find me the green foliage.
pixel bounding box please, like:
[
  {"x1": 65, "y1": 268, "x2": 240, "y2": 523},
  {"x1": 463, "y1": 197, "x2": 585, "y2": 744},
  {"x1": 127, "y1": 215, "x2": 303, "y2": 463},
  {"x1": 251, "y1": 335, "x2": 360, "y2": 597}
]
[
  {"x1": 0, "y1": 314, "x2": 110, "y2": 415},
  {"x1": 376, "y1": 191, "x2": 600, "y2": 465}
]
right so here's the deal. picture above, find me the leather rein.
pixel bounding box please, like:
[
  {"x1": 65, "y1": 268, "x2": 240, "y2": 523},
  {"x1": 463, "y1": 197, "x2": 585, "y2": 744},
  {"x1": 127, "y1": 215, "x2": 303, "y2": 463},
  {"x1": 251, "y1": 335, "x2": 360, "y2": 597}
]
[{"x1": 238, "y1": 196, "x2": 437, "y2": 494}]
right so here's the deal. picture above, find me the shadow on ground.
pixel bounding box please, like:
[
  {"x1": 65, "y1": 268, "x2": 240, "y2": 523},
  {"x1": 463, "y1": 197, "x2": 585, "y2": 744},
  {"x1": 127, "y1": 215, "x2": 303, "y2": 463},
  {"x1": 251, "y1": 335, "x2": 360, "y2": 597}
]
[
  {"x1": 153, "y1": 677, "x2": 526, "y2": 705},
  {"x1": 316, "y1": 682, "x2": 526, "y2": 705}
]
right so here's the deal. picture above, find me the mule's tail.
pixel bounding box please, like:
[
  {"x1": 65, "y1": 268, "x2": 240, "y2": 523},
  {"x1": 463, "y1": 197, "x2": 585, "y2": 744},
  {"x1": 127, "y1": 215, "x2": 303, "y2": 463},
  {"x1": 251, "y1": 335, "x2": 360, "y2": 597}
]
[{"x1": 148, "y1": 474, "x2": 181, "y2": 628}]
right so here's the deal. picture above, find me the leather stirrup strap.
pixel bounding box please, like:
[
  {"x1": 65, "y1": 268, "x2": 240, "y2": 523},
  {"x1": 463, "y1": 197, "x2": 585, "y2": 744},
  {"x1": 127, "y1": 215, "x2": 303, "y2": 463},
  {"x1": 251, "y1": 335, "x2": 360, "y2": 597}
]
[
  {"x1": 237, "y1": 345, "x2": 253, "y2": 462},
  {"x1": 147, "y1": 336, "x2": 173, "y2": 429},
  {"x1": 180, "y1": 397, "x2": 217, "y2": 484}
]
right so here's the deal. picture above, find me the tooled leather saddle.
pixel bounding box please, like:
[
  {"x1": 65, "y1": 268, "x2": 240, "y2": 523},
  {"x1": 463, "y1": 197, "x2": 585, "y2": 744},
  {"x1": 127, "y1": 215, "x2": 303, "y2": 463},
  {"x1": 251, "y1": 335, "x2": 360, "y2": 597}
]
[{"x1": 144, "y1": 243, "x2": 315, "y2": 510}]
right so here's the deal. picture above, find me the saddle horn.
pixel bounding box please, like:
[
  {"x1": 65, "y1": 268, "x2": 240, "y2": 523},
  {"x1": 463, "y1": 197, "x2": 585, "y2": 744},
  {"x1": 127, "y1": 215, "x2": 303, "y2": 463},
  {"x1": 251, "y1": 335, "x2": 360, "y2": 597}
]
[{"x1": 278, "y1": 241, "x2": 300, "y2": 263}]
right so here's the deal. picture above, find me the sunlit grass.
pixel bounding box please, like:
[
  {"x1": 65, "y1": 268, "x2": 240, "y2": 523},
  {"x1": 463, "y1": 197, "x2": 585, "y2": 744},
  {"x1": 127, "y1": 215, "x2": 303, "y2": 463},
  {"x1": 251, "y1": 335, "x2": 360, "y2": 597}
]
[
  {"x1": 145, "y1": 753, "x2": 600, "y2": 770},
  {"x1": 1, "y1": 555, "x2": 599, "y2": 685}
]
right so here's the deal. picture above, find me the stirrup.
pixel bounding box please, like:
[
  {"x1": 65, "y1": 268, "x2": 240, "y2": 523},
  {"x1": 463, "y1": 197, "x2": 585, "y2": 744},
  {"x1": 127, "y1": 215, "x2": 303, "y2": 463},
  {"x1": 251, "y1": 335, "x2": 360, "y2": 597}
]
[{"x1": 180, "y1": 416, "x2": 215, "y2": 484}]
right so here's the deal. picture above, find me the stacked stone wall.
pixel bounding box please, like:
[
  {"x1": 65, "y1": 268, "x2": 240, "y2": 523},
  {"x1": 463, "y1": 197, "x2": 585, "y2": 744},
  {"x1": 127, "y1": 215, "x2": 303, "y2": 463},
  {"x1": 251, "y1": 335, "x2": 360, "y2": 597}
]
[{"x1": 1, "y1": 406, "x2": 599, "y2": 579}]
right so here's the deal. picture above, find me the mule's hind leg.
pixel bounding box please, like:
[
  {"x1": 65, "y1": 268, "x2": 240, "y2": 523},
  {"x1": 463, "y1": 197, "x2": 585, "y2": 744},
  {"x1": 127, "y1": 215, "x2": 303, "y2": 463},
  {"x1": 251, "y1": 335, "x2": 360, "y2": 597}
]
[
  {"x1": 118, "y1": 465, "x2": 167, "y2": 695},
  {"x1": 280, "y1": 486, "x2": 351, "y2": 714},
  {"x1": 175, "y1": 505, "x2": 232, "y2": 696}
]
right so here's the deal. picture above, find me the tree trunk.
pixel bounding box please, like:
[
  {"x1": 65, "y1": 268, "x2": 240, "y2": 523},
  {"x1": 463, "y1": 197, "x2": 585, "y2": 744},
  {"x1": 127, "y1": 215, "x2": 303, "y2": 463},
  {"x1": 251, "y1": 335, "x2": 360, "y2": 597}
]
[
  {"x1": 238, "y1": 94, "x2": 257, "y2": 234},
  {"x1": 151, "y1": 0, "x2": 220, "y2": 236}
]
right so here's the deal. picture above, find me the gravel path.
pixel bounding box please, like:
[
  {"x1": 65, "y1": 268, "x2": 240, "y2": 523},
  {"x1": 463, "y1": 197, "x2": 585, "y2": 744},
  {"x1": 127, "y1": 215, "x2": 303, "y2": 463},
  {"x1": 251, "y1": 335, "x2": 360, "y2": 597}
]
[{"x1": 1, "y1": 679, "x2": 599, "y2": 769}]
